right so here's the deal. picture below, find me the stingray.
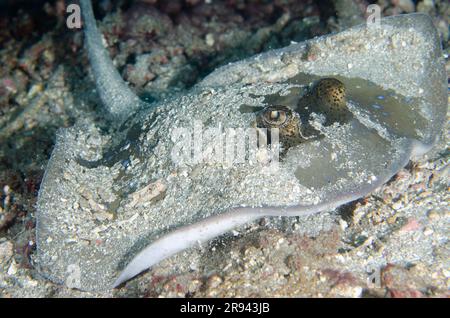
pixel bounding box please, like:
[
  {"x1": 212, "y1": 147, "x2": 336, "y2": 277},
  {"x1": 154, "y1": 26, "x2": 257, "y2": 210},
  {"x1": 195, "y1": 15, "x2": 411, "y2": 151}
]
[{"x1": 35, "y1": 0, "x2": 447, "y2": 292}]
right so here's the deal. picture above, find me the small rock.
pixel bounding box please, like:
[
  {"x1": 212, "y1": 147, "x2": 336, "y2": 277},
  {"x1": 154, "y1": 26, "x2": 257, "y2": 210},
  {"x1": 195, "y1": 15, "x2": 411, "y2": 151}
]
[
  {"x1": 330, "y1": 284, "x2": 363, "y2": 298},
  {"x1": 423, "y1": 227, "x2": 433, "y2": 236},
  {"x1": 207, "y1": 274, "x2": 223, "y2": 289},
  {"x1": 7, "y1": 260, "x2": 18, "y2": 275},
  {"x1": 128, "y1": 179, "x2": 167, "y2": 207},
  {"x1": 187, "y1": 279, "x2": 202, "y2": 294},
  {"x1": 395, "y1": 0, "x2": 415, "y2": 13},
  {"x1": 399, "y1": 218, "x2": 421, "y2": 232},
  {"x1": 392, "y1": 200, "x2": 403, "y2": 210},
  {"x1": 94, "y1": 211, "x2": 114, "y2": 222},
  {"x1": 0, "y1": 241, "x2": 13, "y2": 263},
  {"x1": 387, "y1": 215, "x2": 397, "y2": 224},
  {"x1": 443, "y1": 269, "x2": 450, "y2": 278},
  {"x1": 25, "y1": 279, "x2": 39, "y2": 288},
  {"x1": 416, "y1": 0, "x2": 435, "y2": 15},
  {"x1": 389, "y1": 289, "x2": 423, "y2": 298},
  {"x1": 205, "y1": 33, "x2": 215, "y2": 47},
  {"x1": 2, "y1": 77, "x2": 17, "y2": 94},
  {"x1": 27, "y1": 83, "x2": 43, "y2": 98},
  {"x1": 427, "y1": 210, "x2": 440, "y2": 220},
  {"x1": 3, "y1": 185, "x2": 10, "y2": 195},
  {"x1": 339, "y1": 219, "x2": 348, "y2": 230}
]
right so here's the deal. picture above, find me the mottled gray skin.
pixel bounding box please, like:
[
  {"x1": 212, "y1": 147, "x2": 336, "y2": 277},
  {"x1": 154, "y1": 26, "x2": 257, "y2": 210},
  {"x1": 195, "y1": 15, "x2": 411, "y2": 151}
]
[{"x1": 35, "y1": 0, "x2": 447, "y2": 292}]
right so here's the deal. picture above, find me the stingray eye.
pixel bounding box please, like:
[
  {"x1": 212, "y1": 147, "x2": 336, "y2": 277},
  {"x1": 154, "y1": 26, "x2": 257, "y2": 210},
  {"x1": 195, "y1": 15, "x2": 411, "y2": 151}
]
[
  {"x1": 314, "y1": 78, "x2": 346, "y2": 103},
  {"x1": 269, "y1": 110, "x2": 283, "y2": 121},
  {"x1": 262, "y1": 106, "x2": 290, "y2": 126}
]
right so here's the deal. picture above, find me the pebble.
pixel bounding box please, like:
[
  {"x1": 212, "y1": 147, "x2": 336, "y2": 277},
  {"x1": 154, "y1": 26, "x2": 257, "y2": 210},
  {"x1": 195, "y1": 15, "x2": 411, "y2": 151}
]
[
  {"x1": 0, "y1": 241, "x2": 13, "y2": 263},
  {"x1": 24, "y1": 279, "x2": 39, "y2": 288},
  {"x1": 387, "y1": 215, "x2": 397, "y2": 224},
  {"x1": 128, "y1": 180, "x2": 167, "y2": 207},
  {"x1": 339, "y1": 219, "x2": 348, "y2": 230},
  {"x1": 187, "y1": 279, "x2": 202, "y2": 293},
  {"x1": 330, "y1": 285, "x2": 362, "y2": 298},
  {"x1": 207, "y1": 274, "x2": 223, "y2": 289},
  {"x1": 7, "y1": 261, "x2": 17, "y2": 275},
  {"x1": 94, "y1": 211, "x2": 114, "y2": 222},
  {"x1": 205, "y1": 33, "x2": 215, "y2": 47},
  {"x1": 427, "y1": 210, "x2": 440, "y2": 220},
  {"x1": 3, "y1": 185, "x2": 10, "y2": 195},
  {"x1": 399, "y1": 218, "x2": 421, "y2": 232},
  {"x1": 396, "y1": 0, "x2": 415, "y2": 13},
  {"x1": 27, "y1": 83, "x2": 43, "y2": 98},
  {"x1": 392, "y1": 201, "x2": 403, "y2": 210},
  {"x1": 423, "y1": 227, "x2": 434, "y2": 236},
  {"x1": 443, "y1": 269, "x2": 450, "y2": 278}
]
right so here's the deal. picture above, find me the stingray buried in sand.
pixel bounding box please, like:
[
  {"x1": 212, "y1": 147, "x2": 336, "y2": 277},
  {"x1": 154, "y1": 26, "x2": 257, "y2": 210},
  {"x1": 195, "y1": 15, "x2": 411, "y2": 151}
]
[{"x1": 35, "y1": 0, "x2": 447, "y2": 291}]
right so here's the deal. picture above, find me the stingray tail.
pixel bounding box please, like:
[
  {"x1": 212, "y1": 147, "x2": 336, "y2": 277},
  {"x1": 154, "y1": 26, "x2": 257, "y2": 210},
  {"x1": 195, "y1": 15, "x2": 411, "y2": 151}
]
[
  {"x1": 112, "y1": 209, "x2": 262, "y2": 288},
  {"x1": 80, "y1": 0, "x2": 144, "y2": 121}
]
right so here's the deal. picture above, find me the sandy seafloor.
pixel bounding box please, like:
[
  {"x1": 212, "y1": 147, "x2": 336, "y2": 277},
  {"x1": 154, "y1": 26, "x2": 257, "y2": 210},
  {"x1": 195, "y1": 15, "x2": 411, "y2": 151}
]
[{"x1": 0, "y1": 0, "x2": 449, "y2": 297}]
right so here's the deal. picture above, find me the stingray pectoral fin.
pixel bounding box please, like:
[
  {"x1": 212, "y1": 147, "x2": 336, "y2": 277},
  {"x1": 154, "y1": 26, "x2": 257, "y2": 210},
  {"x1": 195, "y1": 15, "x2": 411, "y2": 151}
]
[
  {"x1": 80, "y1": 0, "x2": 145, "y2": 121},
  {"x1": 112, "y1": 209, "x2": 262, "y2": 288},
  {"x1": 281, "y1": 138, "x2": 420, "y2": 218}
]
